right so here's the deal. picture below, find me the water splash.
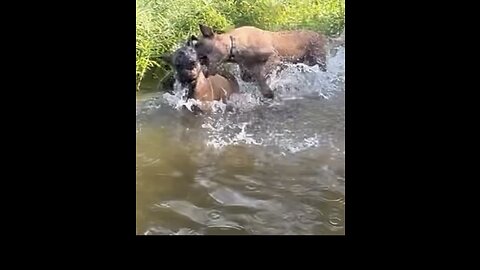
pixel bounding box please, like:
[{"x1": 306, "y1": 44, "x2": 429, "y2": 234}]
[
  {"x1": 203, "y1": 121, "x2": 262, "y2": 149},
  {"x1": 137, "y1": 44, "x2": 345, "y2": 153},
  {"x1": 140, "y1": 45, "x2": 344, "y2": 111},
  {"x1": 137, "y1": 44, "x2": 345, "y2": 235}
]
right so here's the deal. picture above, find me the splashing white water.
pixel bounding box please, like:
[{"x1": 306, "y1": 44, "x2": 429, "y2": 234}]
[
  {"x1": 203, "y1": 121, "x2": 262, "y2": 149},
  {"x1": 161, "y1": 82, "x2": 196, "y2": 111},
  {"x1": 138, "y1": 45, "x2": 345, "y2": 153},
  {"x1": 160, "y1": 81, "x2": 232, "y2": 113},
  {"x1": 158, "y1": 46, "x2": 345, "y2": 113},
  {"x1": 268, "y1": 46, "x2": 345, "y2": 100}
]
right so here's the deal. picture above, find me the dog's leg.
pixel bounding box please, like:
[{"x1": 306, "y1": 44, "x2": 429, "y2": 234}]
[
  {"x1": 250, "y1": 65, "x2": 273, "y2": 99},
  {"x1": 252, "y1": 57, "x2": 280, "y2": 99},
  {"x1": 317, "y1": 55, "x2": 327, "y2": 72},
  {"x1": 256, "y1": 76, "x2": 274, "y2": 99},
  {"x1": 306, "y1": 41, "x2": 327, "y2": 72},
  {"x1": 306, "y1": 53, "x2": 327, "y2": 72}
]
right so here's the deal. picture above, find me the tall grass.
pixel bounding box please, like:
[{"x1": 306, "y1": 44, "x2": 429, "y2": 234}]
[{"x1": 136, "y1": 0, "x2": 345, "y2": 91}]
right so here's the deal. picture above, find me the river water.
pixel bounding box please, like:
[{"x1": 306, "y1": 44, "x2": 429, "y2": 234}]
[{"x1": 136, "y1": 47, "x2": 345, "y2": 235}]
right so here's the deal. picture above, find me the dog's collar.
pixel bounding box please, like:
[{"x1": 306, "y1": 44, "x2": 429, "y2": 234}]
[{"x1": 227, "y1": 35, "x2": 235, "y2": 61}]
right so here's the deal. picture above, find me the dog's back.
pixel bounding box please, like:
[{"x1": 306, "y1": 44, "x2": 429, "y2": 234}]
[
  {"x1": 226, "y1": 26, "x2": 327, "y2": 65},
  {"x1": 189, "y1": 72, "x2": 238, "y2": 113},
  {"x1": 231, "y1": 27, "x2": 324, "y2": 52},
  {"x1": 206, "y1": 74, "x2": 239, "y2": 102},
  {"x1": 272, "y1": 30, "x2": 326, "y2": 59}
]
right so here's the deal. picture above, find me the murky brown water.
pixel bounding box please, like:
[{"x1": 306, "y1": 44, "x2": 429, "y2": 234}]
[{"x1": 136, "y1": 48, "x2": 345, "y2": 235}]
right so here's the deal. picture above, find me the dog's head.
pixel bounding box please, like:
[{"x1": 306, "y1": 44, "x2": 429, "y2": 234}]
[
  {"x1": 190, "y1": 24, "x2": 229, "y2": 77},
  {"x1": 160, "y1": 41, "x2": 205, "y2": 85}
]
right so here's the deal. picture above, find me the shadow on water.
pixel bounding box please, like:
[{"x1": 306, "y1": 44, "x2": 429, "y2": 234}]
[{"x1": 136, "y1": 47, "x2": 345, "y2": 235}]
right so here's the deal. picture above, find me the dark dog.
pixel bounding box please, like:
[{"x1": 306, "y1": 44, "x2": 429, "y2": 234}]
[
  {"x1": 160, "y1": 39, "x2": 239, "y2": 113},
  {"x1": 191, "y1": 24, "x2": 341, "y2": 99}
]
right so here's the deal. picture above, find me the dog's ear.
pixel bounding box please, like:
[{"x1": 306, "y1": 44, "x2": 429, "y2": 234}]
[
  {"x1": 186, "y1": 35, "x2": 198, "y2": 47},
  {"x1": 199, "y1": 24, "x2": 214, "y2": 38},
  {"x1": 159, "y1": 54, "x2": 173, "y2": 66}
]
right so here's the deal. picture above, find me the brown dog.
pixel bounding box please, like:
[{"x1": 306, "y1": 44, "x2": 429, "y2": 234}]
[
  {"x1": 161, "y1": 40, "x2": 239, "y2": 113},
  {"x1": 191, "y1": 24, "x2": 332, "y2": 99}
]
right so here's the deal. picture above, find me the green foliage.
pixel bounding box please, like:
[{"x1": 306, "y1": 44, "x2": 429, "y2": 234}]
[{"x1": 136, "y1": 0, "x2": 345, "y2": 91}]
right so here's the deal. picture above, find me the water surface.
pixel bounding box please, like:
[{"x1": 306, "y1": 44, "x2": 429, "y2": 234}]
[{"x1": 136, "y1": 47, "x2": 345, "y2": 235}]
